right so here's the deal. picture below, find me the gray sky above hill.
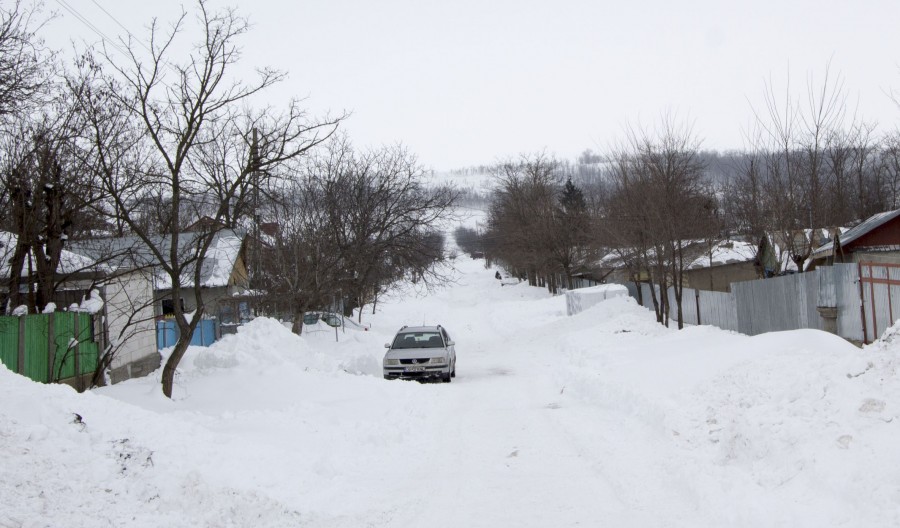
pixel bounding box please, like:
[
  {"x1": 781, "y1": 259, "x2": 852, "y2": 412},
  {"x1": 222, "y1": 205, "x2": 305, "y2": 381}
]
[{"x1": 48, "y1": 0, "x2": 900, "y2": 170}]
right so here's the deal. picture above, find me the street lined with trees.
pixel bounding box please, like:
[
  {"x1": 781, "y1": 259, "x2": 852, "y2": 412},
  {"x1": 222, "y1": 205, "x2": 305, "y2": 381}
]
[
  {"x1": 0, "y1": 1, "x2": 454, "y2": 397},
  {"x1": 475, "y1": 68, "x2": 900, "y2": 329},
  {"x1": 4, "y1": 0, "x2": 900, "y2": 391}
]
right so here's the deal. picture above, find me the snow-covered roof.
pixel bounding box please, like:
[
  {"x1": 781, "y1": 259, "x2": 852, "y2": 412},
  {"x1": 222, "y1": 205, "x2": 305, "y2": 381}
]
[
  {"x1": 687, "y1": 240, "x2": 757, "y2": 270},
  {"x1": 811, "y1": 209, "x2": 900, "y2": 258},
  {"x1": 0, "y1": 231, "x2": 107, "y2": 279},
  {"x1": 200, "y1": 231, "x2": 245, "y2": 288},
  {"x1": 66, "y1": 229, "x2": 245, "y2": 289}
]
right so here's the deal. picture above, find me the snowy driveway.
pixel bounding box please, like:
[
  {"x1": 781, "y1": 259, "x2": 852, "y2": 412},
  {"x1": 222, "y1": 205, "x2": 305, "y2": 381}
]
[{"x1": 3, "y1": 255, "x2": 899, "y2": 527}]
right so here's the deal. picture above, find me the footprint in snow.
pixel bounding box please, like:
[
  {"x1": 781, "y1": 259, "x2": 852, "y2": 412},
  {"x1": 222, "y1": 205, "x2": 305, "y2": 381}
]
[
  {"x1": 859, "y1": 398, "x2": 886, "y2": 413},
  {"x1": 836, "y1": 435, "x2": 853, "y2": 449}
]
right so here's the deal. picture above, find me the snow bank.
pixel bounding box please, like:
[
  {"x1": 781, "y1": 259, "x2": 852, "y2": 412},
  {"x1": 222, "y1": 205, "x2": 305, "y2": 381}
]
[
  {"x1": 565, "y1": 283, "x2": 628, "y2": 315},
  {"x1": 0, "y1": 362, "x2": 305, "y2": 527},
  {"x1": 3, "y1": 249, "x2": 899, "y2": 527},
  {"x1": 664, "y1": 328, "x2": 900, "y2": 526},
  {"x1": 549, "y1": 295, "x2": 900, "y2": 526}
]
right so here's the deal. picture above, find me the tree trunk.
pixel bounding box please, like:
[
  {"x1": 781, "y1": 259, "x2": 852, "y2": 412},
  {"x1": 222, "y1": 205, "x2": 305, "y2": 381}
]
[
  {"x1": 647, "y1": 279, "x2": 661, "y2": 323},
  {"x1": 633, "y1": 276, "x2": 643, "y2": 305},
  {"x1": 161, "y1": 314, "x2": 203, "y2": 398},
  {"x1": 672, "y1": 243, "x2": 685, "y2": 330},
  {"x1": 290, "y1": 306, "x2": 304, "y2": 335}
]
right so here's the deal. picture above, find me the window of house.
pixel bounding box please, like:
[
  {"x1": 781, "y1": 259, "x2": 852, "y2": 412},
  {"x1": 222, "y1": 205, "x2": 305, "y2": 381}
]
[{"x1": 160, "y1": 298, "x2": 184, "y2": 317}]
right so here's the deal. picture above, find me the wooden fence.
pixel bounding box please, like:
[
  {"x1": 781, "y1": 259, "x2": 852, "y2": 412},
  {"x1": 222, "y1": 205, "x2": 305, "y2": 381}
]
[{"x1": 0, "y1": 312, "x2": 100, "y2": 390}]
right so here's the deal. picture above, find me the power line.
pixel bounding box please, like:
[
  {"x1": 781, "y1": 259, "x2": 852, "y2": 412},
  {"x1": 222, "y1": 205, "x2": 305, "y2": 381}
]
[
  {"x1": 53, "y1": 0, "x2": 182, "y2": 90},
  {"x1": 88, "y1": 0, "x2": 154, "y2": 56},
  {"x1": 52, "y1": 0, "x2": 130, "y2": 59}
]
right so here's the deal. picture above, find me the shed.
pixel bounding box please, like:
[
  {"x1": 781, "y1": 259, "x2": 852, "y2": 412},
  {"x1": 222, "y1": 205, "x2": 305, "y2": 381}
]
[{"x1": 810, "y1": 209, "x2": 900, "y2": 267}]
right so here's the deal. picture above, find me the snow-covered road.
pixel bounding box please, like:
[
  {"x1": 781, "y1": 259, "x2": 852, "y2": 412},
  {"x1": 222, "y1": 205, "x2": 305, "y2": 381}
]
[{"x1": 2, "y1": 254, "x2": 899, "y2": 527}]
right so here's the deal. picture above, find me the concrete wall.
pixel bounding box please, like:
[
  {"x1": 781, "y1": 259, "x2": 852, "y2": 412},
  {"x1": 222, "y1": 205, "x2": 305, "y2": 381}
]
[
  {"x1": 105, "y1": 271, "x2": 159, "y2": 382},
  {"x1": 683, "y1": 262, "x2": 760, "y2": 292}
]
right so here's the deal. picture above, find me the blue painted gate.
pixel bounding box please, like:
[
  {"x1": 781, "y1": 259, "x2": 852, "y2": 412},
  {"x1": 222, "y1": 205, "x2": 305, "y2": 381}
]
[{"x1": 156, "y1": 319, "x2": 217, "y2": 350}]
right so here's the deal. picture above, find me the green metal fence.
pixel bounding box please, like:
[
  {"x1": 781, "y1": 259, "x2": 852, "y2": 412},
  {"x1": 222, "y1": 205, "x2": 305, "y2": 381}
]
[{"x1": 0, "y1": 312, "x2": 99, "y2": 389}]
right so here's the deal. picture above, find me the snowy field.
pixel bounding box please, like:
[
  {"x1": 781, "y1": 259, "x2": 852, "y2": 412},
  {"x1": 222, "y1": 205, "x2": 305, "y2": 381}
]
[{"x1": 2, "y1": 252, "x2": 900, "y2": 527}]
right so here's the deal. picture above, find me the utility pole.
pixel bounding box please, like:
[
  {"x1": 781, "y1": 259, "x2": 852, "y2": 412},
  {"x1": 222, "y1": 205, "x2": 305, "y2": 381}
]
[{"x1": 251, "y1": 128, "x2": 260, "y2": 287}]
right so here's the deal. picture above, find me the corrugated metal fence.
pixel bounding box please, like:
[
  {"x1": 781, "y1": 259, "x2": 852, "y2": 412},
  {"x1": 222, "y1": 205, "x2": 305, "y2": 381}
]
[
  {"x1": 628, "y1": 263, "x2": 870, "y2": 342},
  {"x1": 732, "y1": 271, "x2": 823, "y2": 334}
]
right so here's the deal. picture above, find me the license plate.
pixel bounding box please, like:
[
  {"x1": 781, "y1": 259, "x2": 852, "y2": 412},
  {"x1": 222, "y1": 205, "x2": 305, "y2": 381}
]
[{"x1": 405, "y1": 366, "x2": 426, "y2": 372}]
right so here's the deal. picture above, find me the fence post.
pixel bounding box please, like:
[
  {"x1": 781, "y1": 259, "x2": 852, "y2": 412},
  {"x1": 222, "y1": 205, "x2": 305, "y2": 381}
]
[
  {"x1": 96, "y1": 312, "x2": 106, "y2": 370},
  {"x1": 47, "y1": 312, "x2": 56, "y2": 382},
  {"x1": 858, "y1": 262, "x2": 869, "y2": 344},
  {"x1": 695, "y1": 289, "x2": 701, "y2": 326},
  {"x1": 74, "y1": 315, "x2": 81, "y2": 391},
  {"x1": 17, "y1": 316, "x2": 25, "y2": 375}
]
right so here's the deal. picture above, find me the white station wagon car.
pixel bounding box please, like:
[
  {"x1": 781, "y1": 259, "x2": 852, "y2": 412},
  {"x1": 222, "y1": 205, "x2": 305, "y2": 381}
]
[{"x1": 383, "y1": 325, "x2": 457, "y2": 382}]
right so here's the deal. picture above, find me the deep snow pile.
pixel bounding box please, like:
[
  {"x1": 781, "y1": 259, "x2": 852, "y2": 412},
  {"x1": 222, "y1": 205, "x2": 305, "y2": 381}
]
[
  {"x1": 554, "y1": 300, "x2": 900, "y2": 526},
  {"x1": 0, "y1": 359, "x2": 306, "y2": 527},
  {"x1": 2, "y1": 254, "x2": 899, "y2": 527}
]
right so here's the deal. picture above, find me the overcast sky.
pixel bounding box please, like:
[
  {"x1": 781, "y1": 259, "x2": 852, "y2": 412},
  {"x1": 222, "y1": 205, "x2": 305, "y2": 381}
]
[{"x1": 47, "y1": 0, "x2": 900, "y2": 170}]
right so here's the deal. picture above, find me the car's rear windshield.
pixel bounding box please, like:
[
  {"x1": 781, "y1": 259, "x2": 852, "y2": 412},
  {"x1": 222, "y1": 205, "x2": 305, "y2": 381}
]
[{"x1": 392, "y1": 332, "x2": 444, "y2": 349}]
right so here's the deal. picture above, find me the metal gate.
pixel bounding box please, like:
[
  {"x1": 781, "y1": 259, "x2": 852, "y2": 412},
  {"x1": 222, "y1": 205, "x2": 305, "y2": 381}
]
[{"x1": 858, "y1": 262, "x2": 900, "y2": 343}]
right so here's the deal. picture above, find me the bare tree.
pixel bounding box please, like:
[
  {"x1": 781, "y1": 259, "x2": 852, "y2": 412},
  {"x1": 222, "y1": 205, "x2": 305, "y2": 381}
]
[
  {"x1": 605, "y1": 116, "x2": 714, "y2": 328},
  {"x1": 312, "y1": 139, "x2": 456, "y2": 317},
  {"x1": 0, "y1": 0, "x2": 51, "y2": 121},
  {"x1": 0, "y1": 89, "x2": 110, "y2": 314},
  {"x1": 257, "y1": 138, "x2": 456, "y2": 334},
  {"x1": 747, "y1": 63, "x2": 849, "y2": 272},
  {"x1": 486, "y1": 153, "x2": 586, "y2": 293},
  {"x1": 882, "y1": 131, "x2": 900, "y2": 210},
  {"x1": 76, "y1": 1, "x2": 341, "y2": 397}
]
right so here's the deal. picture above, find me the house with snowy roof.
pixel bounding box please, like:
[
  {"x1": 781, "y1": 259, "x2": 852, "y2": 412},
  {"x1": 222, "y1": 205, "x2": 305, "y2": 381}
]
[
  {"x1": 681, "y1": 239, "x2": 761, "y2": 292},
  {"x1": 67, "y1": 229, "x2": 250, "y2": 319},
  {"x1": 586, "y1": 237, "x2": 781, "y2": 293},
  {"x1": 0, "y1": 230, "x2": 111, "y2": 307},
  {"x1": 579, "y1": 247, "x2": 647, "y2": 287},
  {"x1": 809, "y1": 208, "x2": 900, "y2": 268},
  {"x1": 1, "y1": 230, "x2": 158, "y2": 385}
]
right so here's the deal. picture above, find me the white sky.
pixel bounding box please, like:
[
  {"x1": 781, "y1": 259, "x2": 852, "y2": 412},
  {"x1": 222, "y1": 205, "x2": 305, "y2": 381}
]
[{"x1": 46, "y1": 0, "x2": 900, "y2": 170}]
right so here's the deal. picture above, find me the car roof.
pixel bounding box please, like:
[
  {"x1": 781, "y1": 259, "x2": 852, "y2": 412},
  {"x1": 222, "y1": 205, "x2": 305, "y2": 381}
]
[{"x1": 398, "y1": 325, "x2": 442, "y2": 333}]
